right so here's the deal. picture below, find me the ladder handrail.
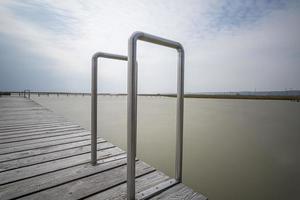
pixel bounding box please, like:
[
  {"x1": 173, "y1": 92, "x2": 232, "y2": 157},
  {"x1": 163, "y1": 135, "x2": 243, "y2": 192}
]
[
  {"x1": 23, "y1": 89, "x2": 31, "y2": 99},
  {"x1": 127, "y1": 31, "x2": 185, "y2": 199},
  {"x1": 91, "y1": 52, "x2": 127, "y2": 165}
]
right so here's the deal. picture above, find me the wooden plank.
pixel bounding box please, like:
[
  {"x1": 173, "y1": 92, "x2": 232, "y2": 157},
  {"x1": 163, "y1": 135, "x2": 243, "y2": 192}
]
[
  {"x1": 0, "y1": 135, "x2": 92, "y2": 155},
  {"x1": 0, "y1": 115, "x2": 64, "y2": 122},
  {"x1": 0, "y1": 141, "x2": 113, "y2": 172},
  {"x1": 0, "y1": 104, "x2": 40, "y2": 109},
  {"x1": 0, "y1": 118, "x2": 67, "y2": 125},
  {"x1": 0, "y1": 109, "x2": 57, "y2": 116},
  {"x1": 0, "y1": 110, "x2": 54, "y2": 116},
  {"x1": 0, "y1": 130, "x2": 88, "y2": 149},
  {"x1": 0, "y1": 126, "x2": 83, "y2": 141},
  {"x1": 0, "y1": 107, "x2": 44, "y2": 112},
  {"x1": 0, "y1": 96, "x2": 207, "y2": 200},
  {"x1": 0, "y1": 107, "x2": 46, "y2": 112},
  {"x1": 0, "y1": 138, "x2": 105, "y2": 162},
  {"x1": 85, "y1": 171, "x2": 170, "y2": 200},
  {"x1": 0, "y1": 122, "x2": 74, "y2": 132},
  {"x1": 0, "y1": 112, "x2": 53, "y2": 118},
  {"x1": 17, "y1": 161, "x2": 154, "y2": 200},
  {"x1": 0, "y1": 147, "x2": 124, "y2": 185},
  {"x1": 0, "y1": 110, "x2": 53, "y2": 117},
  {"x1": 0, "y1": 125, "x2": 81, "y2": 138},
  {"x1": 149, "y1": 184, "x2": 207, "y2": 200},
  {"x1": 0, "y1": 124, "x2": 77, "y2": 135},
  {"x1": 0, "y1": 155, "x2": 127, "y2": 200},
  {"x1": 0, "y1": 120, "x2": 71, "y2": 128},
  {"x1": 136, "y1": 179, "x2": 178, "y2": 199}
]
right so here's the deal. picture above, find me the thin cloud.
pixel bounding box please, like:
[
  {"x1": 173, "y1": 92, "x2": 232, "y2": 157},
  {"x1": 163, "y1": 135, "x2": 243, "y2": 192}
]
[
  {"x1": 0, "y1": 0, "x2": 299, "y2": 92},
  {"x1": 205, "y1": 0, "x2": 287, "y2": 32}
]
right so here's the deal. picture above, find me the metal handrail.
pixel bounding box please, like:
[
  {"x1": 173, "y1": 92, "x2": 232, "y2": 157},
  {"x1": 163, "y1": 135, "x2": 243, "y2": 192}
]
[
  {"x1": 91, "y1": 52, "x2": 127, "y2": 165},
  {"x1": 23, "y1": 90, "x2": 31, "y2": 99},
  {"x1": 127, "y1": 31, "x2": 185, "y2": 199}
]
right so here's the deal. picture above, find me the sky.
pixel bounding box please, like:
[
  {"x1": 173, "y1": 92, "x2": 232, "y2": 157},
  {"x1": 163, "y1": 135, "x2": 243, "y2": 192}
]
[{"x1": 0, "y1": 0, "x2": 299, "y2": 93}]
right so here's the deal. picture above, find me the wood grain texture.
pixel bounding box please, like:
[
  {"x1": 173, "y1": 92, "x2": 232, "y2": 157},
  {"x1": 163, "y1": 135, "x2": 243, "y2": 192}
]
[
  {"x1": 0, "y1": 142, "x2": 114, "y2": 172},
  {"x1": 18, "y1": 161, "x2": 154, "y2": 200},
  {"x1": 0, "y1": 147, "x2": 124, "y2": 185},
  {"x1": 0, "y1": 96, "x2": 207, "y2": 200},
  {"x1": 0, "y1": 138, "x2": 105, "y2": 162},
  {"x1": 0, "y1": 155, "x2": 127, "y2": 200},
  {"x1": 149, "y1": 184, "x2": 207, "y2": 200},
  {"x1": 85, "y1": 171, "x2": 171, "y2": 200}
]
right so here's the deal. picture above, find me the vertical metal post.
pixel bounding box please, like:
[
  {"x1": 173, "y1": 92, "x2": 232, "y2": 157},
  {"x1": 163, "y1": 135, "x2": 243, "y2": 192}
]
[
  {"x1": 23, "y1": 90, "x2": 30, "y2": 99},
  {"x1": 127, "y1": 31, "x2": 185, "y2": 199},
  {"x1": 175, "y1": 48, "x2": 184, "y2": 181},
  {"x1": 91, "y1": 55, "x2": 98, "y2": 165},
  {"x1": 127, "y1": 37, "x2": 138, "y2": 200},
  {"x1": 90, "y1": 52, "x2": 128, "y2": 166}
]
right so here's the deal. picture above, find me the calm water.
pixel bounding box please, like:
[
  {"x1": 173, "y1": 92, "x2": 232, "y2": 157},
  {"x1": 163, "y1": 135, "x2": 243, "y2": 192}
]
[{"x1": 32, "y1": 95, "x2": 300, "y2": 200}]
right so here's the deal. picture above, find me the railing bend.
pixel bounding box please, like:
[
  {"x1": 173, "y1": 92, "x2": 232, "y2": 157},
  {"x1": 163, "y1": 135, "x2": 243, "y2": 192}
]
[
  {"x1": 91, "y1": 32, "x2": 184, "y2": 200},
  {"x1": 127, "y1": 31, "x2": 184, "y2": 199},
  {"x1": 91, "y1": 52, "x2": 127, "y2": 165},
  {"x1": 23, "y1": 89, "x2": 31, "y2": 99}
]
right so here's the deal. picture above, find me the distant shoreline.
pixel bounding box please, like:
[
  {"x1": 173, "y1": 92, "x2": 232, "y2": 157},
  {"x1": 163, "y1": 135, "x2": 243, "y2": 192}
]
[{"x1": 1, "y1": 91, "x2": 300, "y2": 101}]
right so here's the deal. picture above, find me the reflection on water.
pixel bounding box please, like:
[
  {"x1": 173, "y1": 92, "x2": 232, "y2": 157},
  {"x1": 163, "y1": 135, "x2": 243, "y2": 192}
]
[{"x1": 32, "y1": 95, "x2": 300, "y2": 200}]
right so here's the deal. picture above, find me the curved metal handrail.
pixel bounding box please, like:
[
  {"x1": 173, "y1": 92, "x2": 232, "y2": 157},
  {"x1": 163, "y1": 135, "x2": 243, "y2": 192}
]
[
  {"x1": 23, "y1": 89, "x2": 31, "y2": 99},
  {"x1": 91, "y1": 52, "x2": 127, "y2": 165},
  {"x1": 127, "y1": 31, "x2": 185, "y2": 199}
]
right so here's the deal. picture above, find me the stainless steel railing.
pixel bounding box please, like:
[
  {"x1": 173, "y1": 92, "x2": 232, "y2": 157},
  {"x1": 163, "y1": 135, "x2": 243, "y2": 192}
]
[
  {"x1": 91, "y1": 32, "x2": 184, "y2": 200},
  {"x1": 23, "y1": 89, "x2": 31, "y2": 99},
  {"x1": 127, "y1": 32, "x2": 184, "y2": 199},
  {"x1": 91, "y1": 52, "x2": 127, "y2": 165}
]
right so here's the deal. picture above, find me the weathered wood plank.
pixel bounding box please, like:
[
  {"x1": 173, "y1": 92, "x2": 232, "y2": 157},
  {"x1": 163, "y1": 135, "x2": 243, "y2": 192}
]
[
  {"x1": 0, "y1": 123, "x2": 76, "y2": 134},
  {"x1": 0, "y1": 96, "x2": 207, "y2": 200},
  {"x1": 0, "y1": 147, "x2": 124, "y2": 185},
  {"x1": 0, "y1": 125, "x2": 82, "y2": 139},
  {"x1": 18, "y1": 161, "x2": 154, "y2": 200},
  {"x1": 0, "y1": 122, "x2": 74, "y2": 132},
  {"x1": 0, "y1": 107, "x2": 46, "y2": 113},
  {"x1": 0, "y1": 135, "x2": 92, "y2": 155},
  {"x1": 0, "y1": 110, "x2": 55, "y2": 116},
  {"x1": 149, "y1": 183, "x2": 207, "y2": 200},
  {"x1": 0, "y1": 119, "x2": 71, "y2": 128},
  {"x1": 85, "y1": 171, "x2": 170, "y2": 200},
  {"x1": 0, "y1": 130, "x2": 88, "y2": 149},
  {"x1": 0, "y1": 141, "x2": 113, "y2": 172},
  {"x1": 0, "y1": 115, "x2": 65, "y2": 122},
  {"x1": 0, "y1": 118, "x2": 67, "y2": 126},
  {"x1": 0, "y1": 155, "x2": 127, "y2": 200},
  {"x1": 0, "y1": 127, "x2": 84, "y2": 143},
  {"x1": 0, "y1": 138, "x2": 105, "y2": 162}
]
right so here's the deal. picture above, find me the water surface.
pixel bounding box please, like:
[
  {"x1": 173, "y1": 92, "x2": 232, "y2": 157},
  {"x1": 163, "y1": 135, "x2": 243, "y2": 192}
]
[{"x1": 32, "y1": 95, "x2": 300, "y2": 200}]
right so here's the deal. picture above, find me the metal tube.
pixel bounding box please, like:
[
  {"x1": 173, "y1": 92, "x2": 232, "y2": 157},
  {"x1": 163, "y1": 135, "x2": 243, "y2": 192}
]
[
  {"x1": 175, "y1": 48, "x2": 184, "y2": 181},
  {"x1": 91, "y1": 52, "x2": 127, "y2": 166},
  {"x1": 127, "y1": 37, "x2": 138, "y2": 200},
  {"x1": 91, "y1": 55, "x2": 98, "y2": 166},
  {"x1": 23, "y1": 90, "x2": 30, "y2": 99},
  {"x1": 127, "y1": 32, "x2": 184, "y2": 199}
]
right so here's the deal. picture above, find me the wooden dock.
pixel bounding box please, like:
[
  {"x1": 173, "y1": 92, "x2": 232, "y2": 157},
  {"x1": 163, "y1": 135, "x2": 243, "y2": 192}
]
[{"x1": 0, "y1": 96, "x2": 207, "y2": 200}]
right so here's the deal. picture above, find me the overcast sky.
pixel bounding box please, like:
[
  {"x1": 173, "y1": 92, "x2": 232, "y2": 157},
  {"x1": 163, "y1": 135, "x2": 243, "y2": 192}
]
[{"x1": 0, "y1": 0, "x2": 299, "y2": 93}]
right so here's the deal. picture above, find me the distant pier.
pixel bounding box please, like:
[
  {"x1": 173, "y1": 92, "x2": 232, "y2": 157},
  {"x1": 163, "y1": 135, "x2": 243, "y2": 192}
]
[{"x1": 1, "y1": 91, "x2": 300, "y2": 101}]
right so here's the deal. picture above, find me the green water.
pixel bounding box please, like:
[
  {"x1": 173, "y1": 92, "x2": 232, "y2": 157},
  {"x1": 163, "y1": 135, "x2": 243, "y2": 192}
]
[{"x1": 32, "y1": 95, "x2": 300, "y2": 200}]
